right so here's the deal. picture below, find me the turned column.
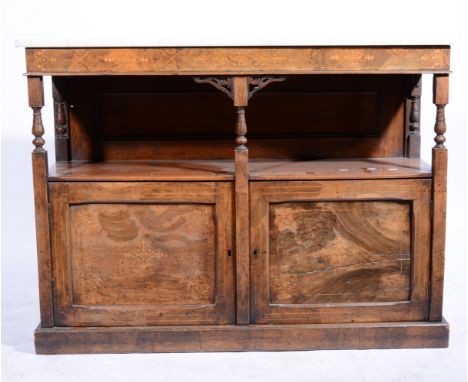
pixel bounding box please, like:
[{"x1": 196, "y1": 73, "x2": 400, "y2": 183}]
[
  {"x1": 430, "y1": 73, "x2": 449, "y2": 321},
  {"x1": 193, "y1": 75, "x2": 285, "y2": 324},
  {"x1": 52, "y1": 78, "x2": 70, "y2": 161},
  {"x1": 232, "y1": 77, "x2": 250, "y2": 324},
  {"x1": 28, "y1": 76, "x2": 54, "y2": 327},
  {"x1": 406, "y1": 76, "x2": 422, "y2": 158}
]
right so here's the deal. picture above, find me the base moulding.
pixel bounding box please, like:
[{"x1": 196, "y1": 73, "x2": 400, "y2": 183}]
[{"x1": 35, "y1": 319, "x2": 449, "y2": 354}]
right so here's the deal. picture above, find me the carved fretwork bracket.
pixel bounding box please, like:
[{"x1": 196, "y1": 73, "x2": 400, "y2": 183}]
[
  {"x1": 194, "y1": 76, "x2": 286, "y2": 153},
  {"x1": 193, "y1": 77, "x2": 234, "y2": 99},
  {"x1": 193, "y1": 76, "x2": 286, "y2": 101},
  {"x1": 247, "y1": 76, "x2": 286, "y2": 98}
]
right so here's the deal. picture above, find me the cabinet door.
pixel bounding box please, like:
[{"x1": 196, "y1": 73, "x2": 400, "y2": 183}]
[
  {"x1": 250, "y1": 179, "x2": 431, "y2": 324},
  {"x1": 50, "y1": 182, "x2": 234, "y2": 326}
]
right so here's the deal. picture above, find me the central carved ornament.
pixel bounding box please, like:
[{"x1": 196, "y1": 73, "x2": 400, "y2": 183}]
[{"x1": 193, "y1": 76, "x2": 286, "y2": 99}]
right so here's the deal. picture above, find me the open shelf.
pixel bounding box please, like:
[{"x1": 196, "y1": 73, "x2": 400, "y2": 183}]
[
  {"x1": 49, "y1": 158, "x2": 431, "y2": 182},
  {"x1": 49, "y1": 160, "x2": 235, "y2": 181},
  {"x1": 249, "y1": 157, "x2": 432, "y2": 180}
]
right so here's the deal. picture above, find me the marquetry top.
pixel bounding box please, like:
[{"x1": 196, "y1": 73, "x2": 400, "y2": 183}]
[{"x1": 24, "y1": 46, "x2": 450, "y2": 76}]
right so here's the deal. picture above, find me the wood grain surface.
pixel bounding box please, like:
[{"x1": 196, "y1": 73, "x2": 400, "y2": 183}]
[
  {"x1": 34, "y1": 320, "x2": 449, "y2": 354},
  {"x1": 60, "y1": 74, "x2": 408, "y2": 161},
  {"x1": 26, "y1": 46, "x2": 450, "y2": 75},
  {"x1": 430, "y1": 73, "x2": 449, "y2": 321},
  {"x1": 269, "y1": 201, "x2": 411, "y2": 304},
  {"x1": 49, "y1": 160, "x2": 235, "y2": 181},
  {"x1": 26, "y1": 46, "x2": 450, "y2": 353},
  {"x1": 430, "y1": 148, "x2": 447, "y2": 321},
  {"x1": 250, "y1": 179, "x2": 431, "y2": 324},
  {"x1": 70, "y1": 203, "x2": 216, "y2": 305},
  {"x1": 28, "y1": 76, "x2": 54, "y2": 328},
  {"x1": 48, "y1": 158, "x2": 431, "y2": 182},
  {"x1": 49, "y1": 181, "x2": 235, "y2": 326}
]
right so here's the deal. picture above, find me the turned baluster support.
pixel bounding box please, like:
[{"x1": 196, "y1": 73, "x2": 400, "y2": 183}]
[
  {"x1": 235, "y1": 107, "x2": 247, "y2": 151},
  {"x1": 32, "y1": 106, "x2": 45, "y2": 152},
  {"x1": 29, "y1": 76, "x2": 46, "y2": 153},
  {"x1": 53, "y1": 78, "x2": 70, "y2": 160},
  {"x1": 409, "y1": 78, "x2": 422, "y2": 134},
  {"x1": 406, "y1": 76, "x2": 422, "y2": 157},
  {"x1": 434, "y1": 105, "x2": 447, "y2": 148},
  {"x1": 193, "y1": 75, "x2": 286, "y2": 324},
  {"x1": 193, "y1": 75, "x2": 284, "y2": 151},
  {"x1": 433, "y1": 74, "x2": 448, "y2": 148}
]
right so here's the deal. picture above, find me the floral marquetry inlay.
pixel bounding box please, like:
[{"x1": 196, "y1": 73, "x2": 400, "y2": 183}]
[
  {"x1": 329, "y1": 51, "x2": 374, "y2": 65},
  {"x1": 30, "y1": 50, "x2": 57, "y2": 69},
  {"x1": 102, "y1": 56, "x2": 151, "y2": 64},
  {"x1": 421, "y1": 49, "x2": 450, "y2": 66},
  {"x1": 123, "y1": 241, "x2": 167, "y2": 266}
]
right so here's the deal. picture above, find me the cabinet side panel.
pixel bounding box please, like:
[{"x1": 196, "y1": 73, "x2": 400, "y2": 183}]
[
  {"x1": 430, "y1": 148, "x2": 448, "y2": 320},
  {"x1": 32, "y1": 152, "x2": 54, "y2": 327}
]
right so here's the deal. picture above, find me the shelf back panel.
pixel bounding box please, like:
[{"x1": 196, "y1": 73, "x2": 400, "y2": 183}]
[{"x1": 56, "y1": 75, "x2": 414, "y2": 160}]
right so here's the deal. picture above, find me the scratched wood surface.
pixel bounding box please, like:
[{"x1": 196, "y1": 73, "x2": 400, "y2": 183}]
[
  {"x1": 34, "y1": 320, "x2": 450, "y2": 354},
  {"x1": 48, "y1": 158, "x2": 431, "y2": 182},
  {"x1": 250, "y1": 179, "x2": 431, "y2": 324},
  {"x1": 71, "y1": 203, "x2": 216, "y2": 305},
  {"x1": 269, "y1": 201, "x2": 411, "y2": 304},
  {"x1": 249, "y1": 157, "x2": 431, "y2": 180},
  {"x1": 49, "y1": 160, "x2": 235, "y2": 181},
  {"x1": 25, "y1": 47, "x2": 450, "y2": 75}
]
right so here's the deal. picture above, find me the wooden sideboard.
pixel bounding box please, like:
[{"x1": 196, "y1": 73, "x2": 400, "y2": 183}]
[{"x1": 25, "y1": 46, "x2": 450, "y2": 354}]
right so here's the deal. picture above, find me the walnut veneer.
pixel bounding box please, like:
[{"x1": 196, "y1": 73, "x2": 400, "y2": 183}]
[{"x1": 25, "y1": 46, "x2": 450, "y2": 353}]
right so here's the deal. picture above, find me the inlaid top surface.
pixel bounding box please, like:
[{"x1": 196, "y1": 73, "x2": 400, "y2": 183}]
[{"x1": 23, "y1": 46, "x2": 450, "y2": 75}]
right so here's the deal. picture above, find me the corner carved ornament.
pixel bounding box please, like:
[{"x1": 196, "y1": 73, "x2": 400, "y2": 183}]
[{"x1": 193, "y1": 76, "x2": 286, "y2": 100}]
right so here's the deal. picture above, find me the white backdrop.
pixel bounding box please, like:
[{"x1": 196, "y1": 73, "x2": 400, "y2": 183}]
[{"x1": 1, "y1": 1, "x2": 467, "y2": 381}]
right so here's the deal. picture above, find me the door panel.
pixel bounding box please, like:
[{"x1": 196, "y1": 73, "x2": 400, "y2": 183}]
[
  {"x1": 70, "y1": 203, "x2": 216, "y2": 306},
  {"x1": 50, "y1": 182, "x2": 234, "y2": 326},
  {"x1": 269, "y1": 201, "x2": 412, "y2": 305},
  {"x1": 250, "y1": 179, "x2": 431, "y2": 324}
]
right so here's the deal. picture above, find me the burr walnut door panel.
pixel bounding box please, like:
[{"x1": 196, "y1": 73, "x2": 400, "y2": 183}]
[
  {"x1": 49, "y1": 182, "x2": 234, "y2": 326},
  {"x1": 250, "y1": 179, "x2": 431, "y2": 324}
]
